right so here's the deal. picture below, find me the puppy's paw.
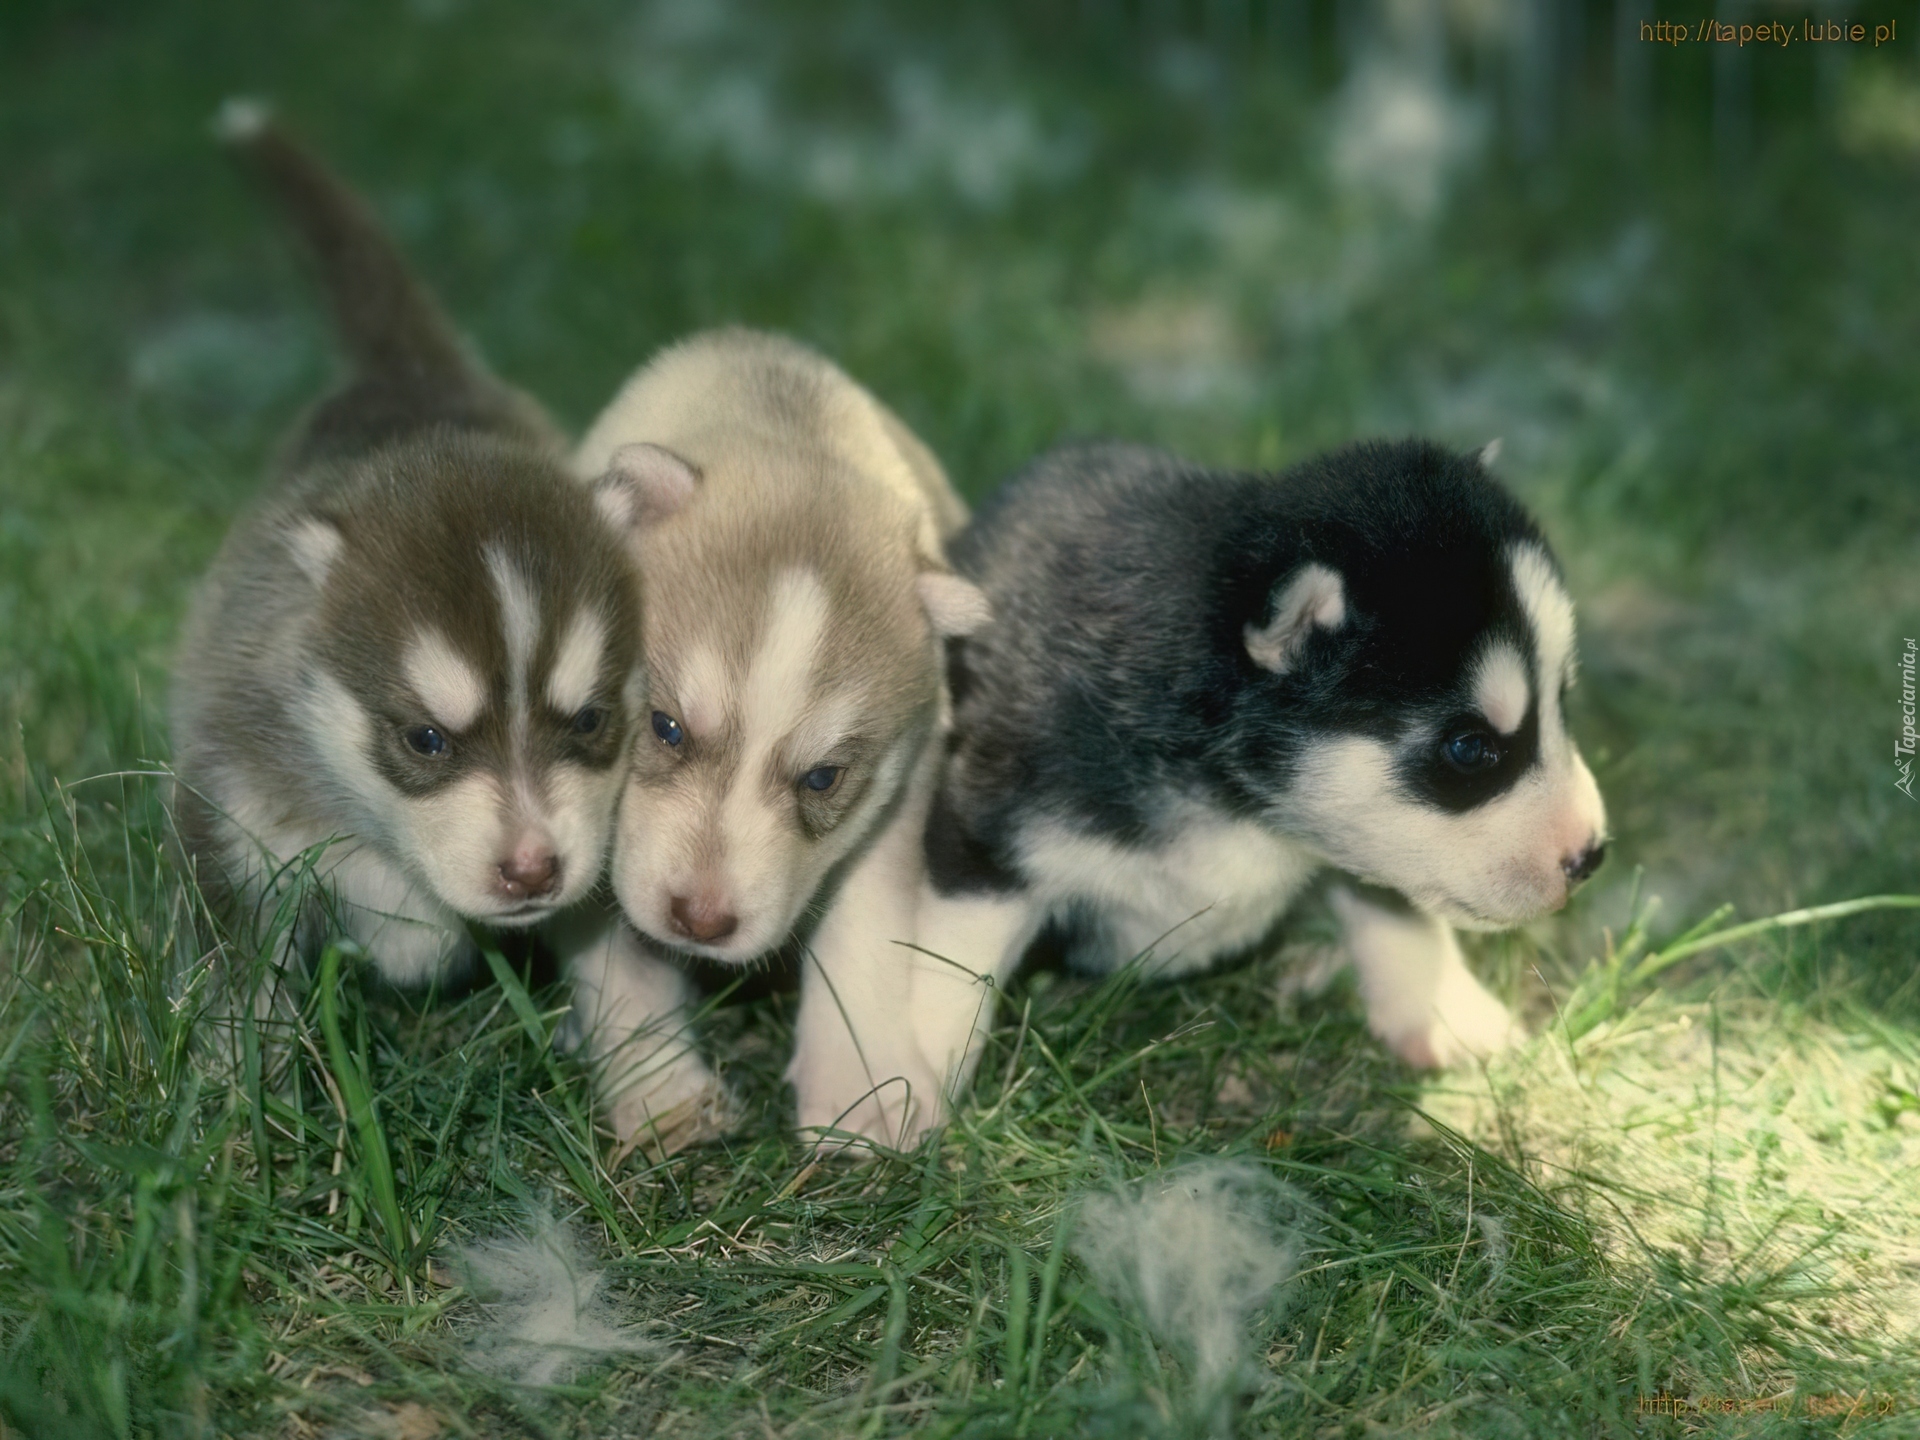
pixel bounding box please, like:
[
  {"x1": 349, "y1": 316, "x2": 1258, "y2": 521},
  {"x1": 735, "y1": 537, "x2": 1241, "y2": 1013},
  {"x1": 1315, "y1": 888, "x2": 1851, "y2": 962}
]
[
  {"x1": 1377, "y1": 973, "x2": 1522, "y2": 1070},
  {"x1": 792, "y1": 1053, "x2": 944, "y2": 1157},
  {"x1": 606, "y1": 1053, "x2": 740, "y2": 1163}
]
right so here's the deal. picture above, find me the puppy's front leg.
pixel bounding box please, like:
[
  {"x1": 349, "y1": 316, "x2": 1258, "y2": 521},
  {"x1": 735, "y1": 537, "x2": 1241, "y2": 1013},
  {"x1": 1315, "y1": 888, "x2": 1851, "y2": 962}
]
[
  {"x1": 898, "y1": 884, "x2": 1037, "y2": 1134},
  {"x1": 1328, "y1": 887, "x2": 1521, "y2": 1069},
  {"x1": 555, "y1": 908, "x2": 737, "y2": 1159},
  {"x1": 790, "y1": 750, "x2": 943, "y2": 1151}
]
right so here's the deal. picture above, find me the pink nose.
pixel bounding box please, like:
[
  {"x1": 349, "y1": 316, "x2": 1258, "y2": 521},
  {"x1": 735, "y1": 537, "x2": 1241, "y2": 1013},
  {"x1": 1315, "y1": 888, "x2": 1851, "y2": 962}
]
[
  {"x1": 497, "y1": 849, "x2": 559, "y2": 900},
  {"x1": 669, "y1": 894, "x2": 738, "y2": 944}
]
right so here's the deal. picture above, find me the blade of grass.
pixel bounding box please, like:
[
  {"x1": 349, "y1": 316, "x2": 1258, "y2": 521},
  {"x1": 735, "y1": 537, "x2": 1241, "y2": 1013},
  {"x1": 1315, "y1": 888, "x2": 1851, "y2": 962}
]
[{"x1": 316, "y1": 944, "x2": 412, "y2": 1293}]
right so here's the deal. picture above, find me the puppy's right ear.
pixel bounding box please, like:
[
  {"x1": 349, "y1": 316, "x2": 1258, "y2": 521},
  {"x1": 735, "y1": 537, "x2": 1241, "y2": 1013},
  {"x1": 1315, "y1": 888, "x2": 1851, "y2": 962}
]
[
  {"x1": 917, "y1": 570, "x2": 993, "y2": 637},
  {"x1": 1245, "y1": 562, "x2": 1346, "y2": 674},
  {"x1": 592, "y1": 442, "x2": 700, "y2": 530},
  {"x1": 284, "y1": 514, "x2": 344, "y2": 588}
]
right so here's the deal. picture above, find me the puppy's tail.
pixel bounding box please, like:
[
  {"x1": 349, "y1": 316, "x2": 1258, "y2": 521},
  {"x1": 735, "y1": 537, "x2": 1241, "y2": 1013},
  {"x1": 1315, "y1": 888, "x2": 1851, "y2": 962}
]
[
  {"x1": 215, "y1": 97, "x2": 476, "y2": 392},
  {"x1": 215, "y1": 98, "x2": 558, "y2": 457}
]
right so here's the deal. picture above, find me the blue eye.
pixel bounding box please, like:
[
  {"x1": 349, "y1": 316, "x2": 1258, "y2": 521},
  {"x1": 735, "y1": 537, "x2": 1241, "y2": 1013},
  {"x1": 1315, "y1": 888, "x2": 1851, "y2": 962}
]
[
  {"x1": 572, "y1": 706, "x2": 606, "y2": 735},
  {"x1": 405, "y1": 725, "x2": 447, "y2": 757},
  {"x1": 1444, "y1": 731, "x2": 1499, "y2": 773},
  {"x1": 652, "y1": 711, "x2": 683, "y2": 747},
  {"x1": 802, "y1": 765, "x2": 842, "y2": 793}
]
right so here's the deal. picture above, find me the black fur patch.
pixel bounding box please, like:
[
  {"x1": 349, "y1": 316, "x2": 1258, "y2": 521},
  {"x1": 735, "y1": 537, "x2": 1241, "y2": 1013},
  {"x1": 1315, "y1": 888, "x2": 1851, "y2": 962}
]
[{"x1": 930, "y1": 439, "x2": 1558, "y2": 895}]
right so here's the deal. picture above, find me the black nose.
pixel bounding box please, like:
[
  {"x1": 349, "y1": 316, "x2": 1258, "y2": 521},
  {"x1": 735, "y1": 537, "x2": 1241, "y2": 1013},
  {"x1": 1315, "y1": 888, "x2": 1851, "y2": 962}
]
[{"x1": 1562, "y1": 841, "x2": 1607, "y2": 886}]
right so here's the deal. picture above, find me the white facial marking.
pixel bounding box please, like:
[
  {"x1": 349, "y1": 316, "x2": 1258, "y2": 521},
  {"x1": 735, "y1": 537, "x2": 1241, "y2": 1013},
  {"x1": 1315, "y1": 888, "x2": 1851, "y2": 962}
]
[
  {"x1": 741, "y1": 568, "x2": 829, "y2": 746},
  {"x1": 546, "y1": 609, "x2": 607, "y2": 716},
  {"x1": 1472, "y1": 643, "x2": 1530, "y2": 736},
  {"x1": 404, "y1": 628, "x2": 488, "y2": 732},
  {"x1": 675, "y1": 643, "x2": 728, "y2": 739},
  {"x1": 484, "y1": 546, "x2": 541, "y2": 726},
  {"x1": 286, "y1": 516, "x2": 343, "y2": 588},
  {"x1": 1286, "y1": 733, "x2": 1549, "y2": 927},
  {"x1": 301, "y1": 670, "x2": 385, "y2": 825},
  {"x1": 1245, "y1": 563, "x2": 1346, "y2": 674},
  {"x1": 1509, "y1": 545, "x2": 1574, "y2": 694}
]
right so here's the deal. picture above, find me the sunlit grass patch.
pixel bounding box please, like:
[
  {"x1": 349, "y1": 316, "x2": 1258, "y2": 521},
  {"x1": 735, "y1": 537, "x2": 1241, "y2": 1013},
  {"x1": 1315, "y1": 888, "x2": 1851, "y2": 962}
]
[{"x1": 1427, "y1": 894, "x2": 1920, "y2": 1384}]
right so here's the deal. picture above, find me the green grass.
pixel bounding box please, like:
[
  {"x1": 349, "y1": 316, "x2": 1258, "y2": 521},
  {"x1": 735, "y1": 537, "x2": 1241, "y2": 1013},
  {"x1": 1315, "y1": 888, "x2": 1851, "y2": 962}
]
[{"x1": 3, "y1": 1, "x2": 1919, "y2": 1434}]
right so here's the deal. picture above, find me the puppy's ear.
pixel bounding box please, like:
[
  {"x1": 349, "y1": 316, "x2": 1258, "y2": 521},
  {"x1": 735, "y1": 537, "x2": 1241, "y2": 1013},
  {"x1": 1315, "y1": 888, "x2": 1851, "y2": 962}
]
[
  {"x1": 284, "y1": 514, "x2": 344, "y2": 588},
  {"x1": 1245, "y1": 563, "x2": 1345, "y2": 674},
  {"x1": 592, "y1": 442, "x2": 700, "y2": 530},
  {"x1": 917, "y1": 569, "x2": 993, "y2": 637},
  {"x1": 1476, "y1": 437, "x2": 1503, "y2": 469}
]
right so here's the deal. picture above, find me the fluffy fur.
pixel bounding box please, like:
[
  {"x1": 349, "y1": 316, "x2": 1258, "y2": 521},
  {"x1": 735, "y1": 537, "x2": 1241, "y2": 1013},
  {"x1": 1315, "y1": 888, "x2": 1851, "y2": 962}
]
[
  {"x1": 172, "y1": 110, "x2": 656, "y2": 991},
  {"x1": 563, "y1": 329, "x2": 984, "y2": 1155},
  {"x1": 454, "y1": 1214, "x2": 663, "y2": 1386},
  {"x1": 812, "y1": 440, "x2": 1607, "y2": 1147},
  {"x1": 1075, "y1": 1161, "x2": 1308, "y2": 1405}
]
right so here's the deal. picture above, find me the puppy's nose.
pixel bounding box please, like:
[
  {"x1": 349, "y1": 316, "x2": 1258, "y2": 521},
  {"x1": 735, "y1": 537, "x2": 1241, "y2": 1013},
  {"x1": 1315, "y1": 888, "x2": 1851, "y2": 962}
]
[
  {"x1": 497, "y1": 849, "x2": 560, "y2": 900},
  {"x1": 669, "y1": 894, "x2": 739, "y2": 944},
  {"x1": 1562, "y1": 841, "x2": 1607, "y2": 887}
]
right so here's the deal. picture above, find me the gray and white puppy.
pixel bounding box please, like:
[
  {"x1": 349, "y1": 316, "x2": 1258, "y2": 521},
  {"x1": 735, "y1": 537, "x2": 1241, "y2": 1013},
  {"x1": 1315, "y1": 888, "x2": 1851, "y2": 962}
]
[
  {"x1": 173, "y1": 106, "x2": 658, "y2": 996},
  {"x1": 564, "y1": 329, "x2": 988, "y2": 1156},
  {"x1": 813, "y1": 439, "x2": 1608, "y2": 1148}
]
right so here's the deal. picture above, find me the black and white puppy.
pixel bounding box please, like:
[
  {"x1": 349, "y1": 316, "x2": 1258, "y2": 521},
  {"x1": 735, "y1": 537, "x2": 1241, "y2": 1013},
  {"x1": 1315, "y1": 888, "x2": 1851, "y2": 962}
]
[{"x1": 811, "y1": 439, "x2": 1608, "y2": 1148}]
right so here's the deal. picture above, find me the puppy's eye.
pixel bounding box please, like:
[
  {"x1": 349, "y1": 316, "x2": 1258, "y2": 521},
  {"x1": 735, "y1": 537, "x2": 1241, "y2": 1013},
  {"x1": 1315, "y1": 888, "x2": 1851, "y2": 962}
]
[
  {"x1": 1443, "y1": 730, "x2": 1500, "y2": 773},
  {"x1": 572, "y1": 705, "x2": 606, "y2": 735},
  {"x1": 652, "y1": 711, "x2": 684, "y2": 747},
  {"x1": 405, "y1": 725, "x2": 448, "y2": 757},
  {"x1": 801, "y1": 765, "x2": 843, "y2": 794}
]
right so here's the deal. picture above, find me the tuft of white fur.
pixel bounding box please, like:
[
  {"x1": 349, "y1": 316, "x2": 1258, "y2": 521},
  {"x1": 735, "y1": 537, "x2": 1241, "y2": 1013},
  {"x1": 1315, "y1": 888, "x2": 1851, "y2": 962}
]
[
  {"x1": 213, "y1": 96, "x2": 272, "y2": 143},
  {"x1": 1074, "y1": 1161, "x2": 1307, "y2": 1399},
  {"x1": 453, "y1": 1215, "x2": 664, "y2": 1386}
]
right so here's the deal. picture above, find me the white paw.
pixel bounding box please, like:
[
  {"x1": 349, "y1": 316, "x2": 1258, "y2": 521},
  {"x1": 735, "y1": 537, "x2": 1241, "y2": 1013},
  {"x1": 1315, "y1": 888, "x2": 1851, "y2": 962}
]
[
  {"x1": 791, "y1": 1052, "x2": 945, "y2": 1156},
  {"x1": 605, "y1": 1051, "x2": 739, "y2": 1161},
  {"x1": 1377, "y1": 973, "x2": 1522, "y2": 1070}
]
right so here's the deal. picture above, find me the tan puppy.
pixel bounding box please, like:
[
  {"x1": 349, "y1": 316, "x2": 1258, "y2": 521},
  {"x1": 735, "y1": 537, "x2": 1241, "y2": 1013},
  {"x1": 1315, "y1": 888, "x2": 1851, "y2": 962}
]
[{"x1": 565, "y1": 329, "x2": 986, "y2": 1155}]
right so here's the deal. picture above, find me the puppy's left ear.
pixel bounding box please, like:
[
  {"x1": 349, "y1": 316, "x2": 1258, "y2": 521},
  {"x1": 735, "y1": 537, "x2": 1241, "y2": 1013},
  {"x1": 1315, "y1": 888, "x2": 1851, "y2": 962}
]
[
  {"x1": 917, "y1": 569, "x2": 993, "y2": 637},
  {"x1": 592, "y1": 442, "x2": 700, "y2": 531},
  {"x1": 1246, "y1": 563, "x2": 1346, "y2": 674}
]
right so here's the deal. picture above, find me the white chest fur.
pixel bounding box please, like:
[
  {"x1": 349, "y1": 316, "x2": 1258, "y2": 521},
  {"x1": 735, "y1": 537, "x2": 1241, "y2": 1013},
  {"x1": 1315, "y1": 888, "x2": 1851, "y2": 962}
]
[{"x1": 1017, "y1": 805, "x2": 1322, "y2": 977}]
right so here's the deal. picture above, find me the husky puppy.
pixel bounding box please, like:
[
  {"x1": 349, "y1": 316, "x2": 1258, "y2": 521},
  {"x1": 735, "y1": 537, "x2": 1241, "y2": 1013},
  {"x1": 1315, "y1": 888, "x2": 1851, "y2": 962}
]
[
  {"x1": 566, "y1": 330, "x2": 988, "y2": 1155},
  {"x1": 825, "y1": 439, "x2": 1608, "y2": 1148},
  {"x1": 173, "y1": 106, "x2": 660, "y2": 998}
]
